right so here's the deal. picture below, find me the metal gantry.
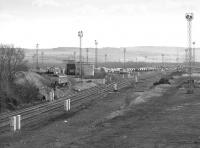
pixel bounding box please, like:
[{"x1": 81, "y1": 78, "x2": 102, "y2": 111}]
[
  {"x1": 78, "y1": 31, "x2": 83, "y2": 80},
  {"x1": 185, "y1": 12, "x2": 193, "y2": 94}
]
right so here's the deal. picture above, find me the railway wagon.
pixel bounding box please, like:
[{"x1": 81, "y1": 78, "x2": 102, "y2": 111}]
[{"x1": 51, "y1": 75, "x2": 70, "y2": 87}]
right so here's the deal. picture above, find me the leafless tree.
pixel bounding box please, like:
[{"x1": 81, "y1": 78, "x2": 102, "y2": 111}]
[
  {"x1": 0, "y1": 44, "x2": 27, "y2": 81},
  {"x1": 0, "y1": 44, "x2": 28, "y2": 112}
]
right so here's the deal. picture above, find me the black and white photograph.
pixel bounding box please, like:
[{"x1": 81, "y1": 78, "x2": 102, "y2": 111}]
[{"x1": 0, "y1": 0, "x2": 200, "y2": 147}]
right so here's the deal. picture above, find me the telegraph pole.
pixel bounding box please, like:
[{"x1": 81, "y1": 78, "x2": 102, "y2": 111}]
[
  {"x1": 185, "y1": 13, "x2": 193, "y2": 94},
  {"x1": 86, "y1": 48, "x2": 89, "y2": 64},
  {"x1": 95, "y1": 40, "x2": 98, "y2": 68},
  {"x1": 161, "y1": 54, "x2": 165, "y2": 68},
  {"x1": 145, "y1": 56, "x2": 148, "y2": 67},
  {"x1": 74, "y1": 51, "x2": 76, "y2": 62},
  {"x1": 78, "y1": 31, "x2": 83, "y2": 80},
  {"x1": 36, "y1": 43, "x2": 39, "y2": 69},
  {"x1": 32, "y1": 54, "x2": 35, "y2": 69},
  {"x1": 105, "y1": 54, "x2": 107, "y2": 64},
  {"x1": 145, "y1": 56, "x2": 147, "y2": 62},
  {"x1": 123, "y1": 48, "x2": 126, "y2": 69},
  {"x1": 41, "y1": 51, "x2": 44, "y2": 67},
  {"x1": 176, "y1": 49, "x2": 180, "y2": 71}
]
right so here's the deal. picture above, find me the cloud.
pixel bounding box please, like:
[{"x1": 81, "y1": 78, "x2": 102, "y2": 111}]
[
  {"x1": 32, "y1": 0, "x2": 62, "y2": 7},
  {"x1": 0, "y1": 12, "x2": 16, "y2": 22}
]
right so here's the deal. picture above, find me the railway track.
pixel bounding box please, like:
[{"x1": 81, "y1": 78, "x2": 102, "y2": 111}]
[{"x1": 0, "y1": 71, "x2": 164, "y2": 134}]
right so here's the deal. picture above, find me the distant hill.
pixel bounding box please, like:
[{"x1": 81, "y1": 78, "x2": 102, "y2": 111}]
[{"x1": 24, "y1": 46, "x2": 188, "y2": 63}]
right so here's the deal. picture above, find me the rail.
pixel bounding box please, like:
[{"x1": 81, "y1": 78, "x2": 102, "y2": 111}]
[
  {"x1": 0, "y1": 71, "x2": 163, "y2": 134},
  {"x1": 0, "y1": 77, "x2": 133, "y2": 133}
]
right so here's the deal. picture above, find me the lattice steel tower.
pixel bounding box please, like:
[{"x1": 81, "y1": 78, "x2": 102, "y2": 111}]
[{"x1": 185, "y1": 13, "x2": 193, "y2": 94}]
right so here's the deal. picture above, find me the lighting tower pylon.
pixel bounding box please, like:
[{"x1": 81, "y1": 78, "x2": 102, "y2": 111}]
[
  {"x1": 86, "y1": 48, "x2": 89, "y2": 64},
  {"x1": 176, "y1": 49, "x2": 179, "y2": 64},
  {"x1": 78, "y1": 31, "x2": 83, "y2": 80},
  {"x1": 192, "y1": 41, "x2": 195, "y2": 66},
  {"x1": 74, "y1": 51, "x2": 76, "y2": 62},
  {"x1": 145, "y1": 56, "x2": 148, "y2": 67},
  {"x1": 41, "y1": 51, "x2": 44, "y2": 67},
  {"x1": 185, "y1": 49, "x2": 189, "y2": 66},
  {"x1": 123, "y1": 48, "x2": 126, "y2": 69},
  {"x1": 161, "y1": 54, "x2": 165, "y2": 68},
  {"x1": 105, "y1": 54, "x2": 107, "y2": 65},
  {"x1": 36, "y1": 43, "x2": 39, "y2": 70},
  {"x1": 185, "y1": 12, "x2": 194, "y2": 94},
  {"x1": 95, "y1": 40, "x2": 98, "y2": 68}
]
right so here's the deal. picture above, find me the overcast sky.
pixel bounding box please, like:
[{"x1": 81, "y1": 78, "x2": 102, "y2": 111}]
[{"x1": 0, "y1": 0, "x2": 199, "y2": 48}]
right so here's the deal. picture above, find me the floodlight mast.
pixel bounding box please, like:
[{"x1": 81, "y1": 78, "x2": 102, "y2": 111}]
[
  {"x1": 192, "y1": 41, "x2": 195, "y2": 66},
  {"x1": 161, "y1": 54, "x2": 165, "y2": 68},
  {"x1": 36, "y1": 43, "x2": 39, "y2": 70},
  {"x1": 86, "y1": 48, "x2": 89, "y2": 64},
  {"x1": 185, "y1": 13, "x2": 193, "y2": 94},
  {"x1": 74, "y1": 51, "x2": 76, "y2": 61},
  {"x1": 95, "y1": 40, "x2": 98, "y2": 68},
  {"x1": 123, "y1": 48, "x2": 126, "y2": 69},
  {"x1": 78, "y1": 31, "x2": 83, "y2": 80},
  {"x1": 105, "y1": 54, "x2": 107, "y2": 64},
  {"x1": 41, "y1": 51, "x2": 44, "y2": 67}
]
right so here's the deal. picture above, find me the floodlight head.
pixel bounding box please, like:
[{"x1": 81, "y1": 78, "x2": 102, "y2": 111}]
[
  {"x1": 36, "y1": 43, "x2": 39, "y2": 49},
  {"x1": 78, "y1": 31, "x2": 83, "y2": 37},
  {"x1": 95, "y1": 40, "x2": 98, "y2": 45},
  {"x1": 185, "y1": 13, "x2": 193, "y2": 21}
]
